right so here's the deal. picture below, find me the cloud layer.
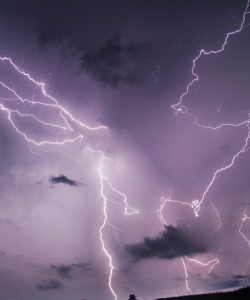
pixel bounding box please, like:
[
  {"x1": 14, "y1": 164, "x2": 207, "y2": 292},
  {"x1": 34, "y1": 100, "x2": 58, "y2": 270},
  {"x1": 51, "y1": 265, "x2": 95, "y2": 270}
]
[
  {"x1": 81, "y1": 34, "x2": 153, "y2": 87},
  {"x1": 35, "y1": 279, "x2": 63, "y2": 291},
  {"x1": 49, "y1": 175, "x2": 83, "y2": 186},
  {"x1": 50, "y1": 263, "x2": 90, "y2": 279},
  {"x1": 125, "y1": 225, "x2": 208, "y2": 261}
]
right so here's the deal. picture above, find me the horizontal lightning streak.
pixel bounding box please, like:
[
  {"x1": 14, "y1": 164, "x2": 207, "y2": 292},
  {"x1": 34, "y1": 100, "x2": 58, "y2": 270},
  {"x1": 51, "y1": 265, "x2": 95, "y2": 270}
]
[
  {"x1": 1, "y1": 106, "x2": 84, "y2": 145},
  {"x1": 0, "y1": 104, "x2": 68, "y2": 130},
  {"x1": 0, "y1": 57, "x2": 107, "y2": 146},
  {"x1": 191, "y1": 115, "x2": 250, "y2": 130},
  {"x1": 184, "y1": 256, "x2": 220, "y2": 274}
]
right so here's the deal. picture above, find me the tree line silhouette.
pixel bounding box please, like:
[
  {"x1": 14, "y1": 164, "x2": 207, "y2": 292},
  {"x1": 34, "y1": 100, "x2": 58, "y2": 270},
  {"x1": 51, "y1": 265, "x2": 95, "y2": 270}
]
[{"x1": 126, "y1": 285, "x2": 250, "y2": 300}]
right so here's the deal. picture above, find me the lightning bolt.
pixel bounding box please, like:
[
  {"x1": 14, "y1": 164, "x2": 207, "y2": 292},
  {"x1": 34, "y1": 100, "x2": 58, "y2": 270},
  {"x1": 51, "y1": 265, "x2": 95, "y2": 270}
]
[
  {"x1": 239, "y1": 208, "x2": 250, "y2": 248},
  {"x1": 172, "y1": 0, "x2": 250, "y2": 115},
  {"x1": 97, "y1": 155, "x2": 118, "y2": 300},
  {"x1": 242, "y1": 259, "x2": 250, "y2": 275},
  {"x1": 156, "y1": 194, "x2": 220, "y2": 292},
  {"x1": 168, "y1": 0, "x2": 250, "y2": 217},
  {"x1": 1, "y1": 1, "x2": 250, "y2": 298},
  {"x1": 180, "y1": 257, "x2": 191, "y2": 292},
  {"x1": 156, "y1": 194, "x2": 191, "y2": 292},
  {"x1": 87, "y1": 147, "x2": 141, "y2": 299},
  {"x1": 210, "y1": 202, "x2": 222, "y2": 236},
  {"x1": 184, "y1": 256, "x2": 220, "y2": 275},
  {"x1": 0, "y1": 56, "x2": 107, "y2": 146},
  {"x1": 0, "y1": 54, "x2": 141, "y2": 300},
  {"x1": 157, "y1": 1, "x2": 249, "y2": 294},
  {"x1": 157, "y1": 193, "x2": 195, "y2": 227},
  {"x1": 157, "y1": 193, "x2": 171, "y2": 226}
]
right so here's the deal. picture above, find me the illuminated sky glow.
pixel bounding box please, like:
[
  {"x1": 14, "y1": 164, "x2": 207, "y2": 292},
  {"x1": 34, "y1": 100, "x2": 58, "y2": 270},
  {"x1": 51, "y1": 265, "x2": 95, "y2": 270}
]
[{"x1": 0, "y1": 1, "x2": 250, "y2": 300}]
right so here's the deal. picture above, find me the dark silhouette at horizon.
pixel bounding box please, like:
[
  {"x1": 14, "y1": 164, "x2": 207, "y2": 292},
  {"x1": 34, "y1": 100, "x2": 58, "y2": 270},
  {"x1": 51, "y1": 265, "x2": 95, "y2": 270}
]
[{"x1": 156, "y1": 285, "x2": 250, "y2": 300}]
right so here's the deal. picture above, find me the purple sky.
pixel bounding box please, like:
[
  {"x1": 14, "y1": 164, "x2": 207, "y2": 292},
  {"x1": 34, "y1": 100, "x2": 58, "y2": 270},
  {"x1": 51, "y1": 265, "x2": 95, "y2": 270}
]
[{"x1": 0, "y1": 1, "x2": 250, "y2": 299}]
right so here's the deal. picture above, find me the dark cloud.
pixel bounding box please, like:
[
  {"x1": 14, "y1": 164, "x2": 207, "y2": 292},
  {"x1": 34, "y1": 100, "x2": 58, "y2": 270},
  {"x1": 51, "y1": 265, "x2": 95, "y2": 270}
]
[
  {"x1": 125, "y1": 225, "x2": 208, "y2": 262},
  {"x1": 70, "y1": 263, "x2": 90, "y2": 270},
  {"x1": 81, "y1": 33, "x2": 153, "y2": 88},
  {"x1": 35, "y1": 279, "x2": 63, "y2": 291},
  {"x1": 50, "y1": 263, "x2": 90, "y2": 279},
  {"x1": 0, "y1": 218, "x2": 21, "y2": 231},
  {"x1": 51, "y1": 264, "x2": 72, "y2": 279},
  {"x1": 232, "y1": 275, "x2": 250, "y2": 279},
  {"x1": 36, "y1": 29, "x2": 64, "y2": 51},
  {"x1": 49, "y1": 175, "x2": 83, "y2": 187},
  {"x1": 221, "y1": 145, "x2": 231, "y2": 155},
  {"x1": 206, "y1": 272, "x2": 250, "y2": 291},
  {"x1": 212, "y1": 279, "x2": 243, "y2": 290}
]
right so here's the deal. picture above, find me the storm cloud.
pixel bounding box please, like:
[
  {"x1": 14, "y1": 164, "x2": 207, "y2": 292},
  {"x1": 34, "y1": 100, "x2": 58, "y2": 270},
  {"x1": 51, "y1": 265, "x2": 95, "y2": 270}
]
[
  {"x1": 50, "y1": 263, "x2": 90, "y2": 279},
  {"x1": 49, "y1": 175, "x2": 83, "y2": 187},
  {"x1": 125, "y1": 225, "x2": 208, "y2": 262},
  {"x1": 81, "y1": 34, "x2": 153, "y2": 87},
  {"x1": 0, "y1": 0, "x2": 250, "y2": 299},
  {"x1": 51, "y1": 264, "x2": 72, "y2": 279},
  {"x1": 35, "y1": 279, "x2": 63, "y2": 291},
  {"x1": 211, "y1": 275, "x2": 250, "y2": 291}
]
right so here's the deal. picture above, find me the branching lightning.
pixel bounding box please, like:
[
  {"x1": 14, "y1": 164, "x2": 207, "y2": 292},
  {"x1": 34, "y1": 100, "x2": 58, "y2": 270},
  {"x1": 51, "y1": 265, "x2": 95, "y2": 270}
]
[
  {"x1": 239, "y1": 208, "x2": 250, "y2": 248},
  {"x1": 1, "y1": 1, "x2": 250, "y2": 298},
  {"x1": 0, "y1": 54, "x2": 141, "y2": 300},
  {"x1": 155, "y1": 3, "x2": 250, "y2": 290},
  {"x1": 184, "y1": 256, "x2": 220, "y2": 275},
  {"x1": 0, "y1": 56, "x2": 107, "y2": 145},
  {"x1": 171, "y1": 1, "x2": 250, "y2": 115},
  {"x1": 156, "y1": 193, "x2": 220, "y2": 292},
  {"x1": 156, "y1": 192, "x2": 193, "y2": 292},
  {"x1": 168, "y1": 0, "x2": 250, "y2": 217},
  {"x1": 210, "y1": 202, "x2": 221, "y2": 236},
  {"x1": 157, "y1": 194, "x2": 195, "y2": 227},
  {"x1": 86, "y1": 147, "x2": 141, "y2": 299}
]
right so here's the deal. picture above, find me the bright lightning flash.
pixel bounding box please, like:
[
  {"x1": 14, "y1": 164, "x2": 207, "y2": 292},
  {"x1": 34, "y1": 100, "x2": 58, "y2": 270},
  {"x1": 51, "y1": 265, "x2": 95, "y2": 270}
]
[
  {"x1": 0, "y1": 56, "x2": 107, "y2": 147},
  {"x1": 184, "y1": 256, "x2": 220, "y2": 275},
  {"x1": 156, "y1": 2, "x2": 249, "y2": 288},
  {"x1": 242, "y1": 260, "x2": 250, "y2": 275},
  {"x1": 156, "y1": 193, "x2": 220, "y2": 292},
  {"x1": 0, "y1": 54, "x2": 141, "y2": 300},
  {"x1": 239, "y1": 208, "x2": 250, "y2": 248},
  {"x1": 180, "y1": 257, "x2": 191, "y2": 292},
  {"x1": 87, "y1": 148, "x2": 140, "y2": 299},
  {"x1": 1, "y1": 1, "x2": 250, "y2": 298},
  {"x1": 168, "y1": 0, "x2": 250, "y2": 217},
  {"x1": 210, "y1": 202, "x2": 222, "y2": 236}
]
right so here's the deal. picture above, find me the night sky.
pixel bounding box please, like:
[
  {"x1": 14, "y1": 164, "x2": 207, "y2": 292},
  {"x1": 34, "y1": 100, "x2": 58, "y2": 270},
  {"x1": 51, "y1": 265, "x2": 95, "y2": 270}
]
[{"x1": 0, "y1": 1, "x2": 250, "y2": 300}]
